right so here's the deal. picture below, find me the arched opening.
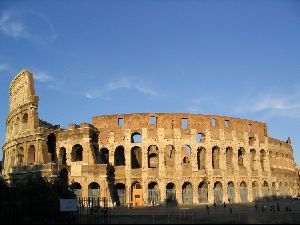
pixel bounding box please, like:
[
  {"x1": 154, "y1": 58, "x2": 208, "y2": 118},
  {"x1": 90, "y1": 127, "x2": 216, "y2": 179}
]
[
  {"x1": 59, "y1": 147, "x2": 67, "y2": 164},
  {"x1": 131, "y1": 182, "x2": 143, "y2": 206},
  {"x1": 91, "y1": 132, "x2": 99, "y2": 163},
  {"x1": 238, "y1": 147, "x2": 245, "y2": 168},
  {"x1": 271, "y1": 182, "x2": 277, "y2": 199},
  {"x1": 131, "y1": 146, "x2": 142, "y2": 169},
  {"x1": 164, "y1": 145, "x2": 175, "y2": 167},
  {"x1": 17, "y1": 147, "x2": 24, "y2": 166},
  {"x1": 240, "y1": 181, "x2": 248, "y2": 203},
  {"x1": 279, "y1": 182, "x2": 283, "y2": 198},
  {"x1": 88, "y1": 182, "x2": 100, "y2": 206},
  {"x1": 59, "y1": 168, "x2": 68, "y2": 182},
  {"x1": 196, "y1": 132, "x2": 204, "y2": 143},
  {"x1": 250, "y1": 149, "x2": 256, "y2": 171},
  {"x1": 182, "y1": 182, "x2": 193, "y2": 205},
  {"x1": 182, "y1": 145, "x2": 191, "y2": 165},
  {"x1": 197, "y1": 147, "x2": 206, "y2": 170},
  {"x1": 166, "y1": 183, "x2": 176, "y2": 203},
  {"x1": 252, "y1": 181, "x2": 259, "y2": 201},
  {"x1": 214, "y1": 182, "x2": 223, "y2": 203},
  {"x1": 27, "y1": 145, "x2": 36, "y2": 165},
  {"x1": 148, "y1": 182, "x2": 160, "y2": 205},
  {"x1": 115, "y1": 183, "x2": 126, "y2": 206},
  {"x1": 47, "y1": 133, "x2": 57, "y2": 162},
  {"x1": 99, "y1": 148, "x2": 109, "y2": 164},
  {"x1": 70, "y1": 182, "x2": 82, "y2": 199},
  {"x1": 148, "y1": 145, "x2": 159, "y2": 168},
  {"x1": 212, "y1": 146, "x2": 220, "y2": 169},
  {"x1": 114, "y1": 146, "x2": 125, "y2": 166},
  {"x1": 15, "y1": 117, "x2": 20, "y2": 135},
  {"x1": 227, "y1": 181, "x2": 235, "y2": 203},
  {"x1": 226, "y1": 147, "x2": 234, "y2": 170},
  {"x1": 131, "y1": 132, "x2": 142, "y2": 143},
  {"x1": 198, "y1": 182, "x2": 208, "y2": 203},
  {"x1": 22, "y1": 113, "x2": 28, "y2": 131},
  {"x1": 71, "y1": 144, "x2": 83, "y2": 162},
  {"x1": 260, "y1": 149, "x2": 266, "y2": 171},
  {"x1": 262, "y1": 181, "x2": 269, "y2": 199}
]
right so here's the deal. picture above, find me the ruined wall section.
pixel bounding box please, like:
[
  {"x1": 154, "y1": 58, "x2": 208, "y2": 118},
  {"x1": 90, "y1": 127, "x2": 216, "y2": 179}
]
[{"x1": 92, "y1": 113, "x2": 267, "y2": 145}]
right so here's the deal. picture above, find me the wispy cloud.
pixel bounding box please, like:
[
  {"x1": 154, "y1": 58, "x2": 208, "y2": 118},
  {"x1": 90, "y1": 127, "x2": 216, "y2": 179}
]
[
  {"x1": 0, "y1": 63, "x2": 10, "y2": 72},
  {"x1": 0, "y1": 10, "x2": 57, "y2": 43},
  {"x1": 33, "y1": 71, "x2": 53, "y2": 82},
  {"x1": 234, "y1": 88, "x2": 300, "y2": 119},
  {"x1": 0, "y1": 12, "x2": 24, "y2": 38},
  {"x1": 85, "y1": 76, "x2": 158, "y2": 100}
]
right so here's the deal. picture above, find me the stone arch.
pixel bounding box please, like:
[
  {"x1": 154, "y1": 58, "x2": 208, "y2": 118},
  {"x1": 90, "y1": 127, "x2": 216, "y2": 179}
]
[
  {"x1": 22, "y1": 113, "x2": 28, "y2": 131},
  {"x1": 91, "y1": 132, "x2": 99, "y2": 163},
  {"x1": 198, "y1": 181, "x2": 208, "y2": 203},
  {"x1": 115, "y1": 183, "x2": 126, "y2": 206},
  {"x1": 71, "y1": 144, "x2": 83, "y2": 162},
  {"x1": 131, "y1": 182, "x2": 143, "y2": 206},
  {"x1": 131, "y1": 146, "x2": 142, "y2": 169},
  {"x1": 47, "y1": 133, "x2": 57, "y2": 162},
  {"x1": 227, "y1": 181, "x2": 235, "y2": 203},
  {"x1": 99, "y1": 148, "x2": 109, "y2": 164},
  {"x1": 226, "y1": 147, "x2": 234, "y2": 170},
  {"x1": 164, "y1": 145, "x2": 175, "y2": 167},
  {"x1": 262, "y1": 181, "x2": 269, "y2": 199},
  {"x1": 214, "y1": 181, "x2": 223, "y2": 203},
  {"x1": 212, "y1": 146, "x2": 220, "y2": 169},
  {"x1": 238, "y1": 147, "x2": 245, "y2": 168},
  {"x1": 260, "y1": 149, "x2": 266, "y2": 171},
  {"x1": 59, "y1": 147, "x2": 67, "y2": 164},
  {"x1": 250, "y1": 149, "x2": 256, "y2": 171},
  {"x1": 166, "y1": 183, "x2": 176, "y2": 203},
  {"x1": 88, "y1": 182, "x2": 100, "y2": 198},
  {"x1": 27, "y1": 145, "x2": 36, "y2": 165},
  {"x1": 252, "y1": 181, "x2": 259, "y2": 201},
  {"x1": 271, "y1": 182, "x2": 277, "y2": 199},
  {"x1": 182, "y1": 182, "x2": 193, "y2": 205},
  {"x1": 15, "y1": 117, "x2": 20, "y2": 135},
  {"x1": 148, "y1": 145, "x2": 159, "y2": 168},
  {"x1": 71, "y1": 182, "x2": 82, "y2": 199},
  {"x1": 240, "y1": 181, "x2": 248, "y2": 203},
  {"x1": 17, "y1": 146, "x2": 24, "y2": 166},
  {"x1": 148, "y1": 182, "x2": 160, "y2": 205},
  {"x1": 131, "y1": 132, "x2": 142, "y2": 143},
  {"x1": 197, "y1": 147, "x2": 206, "y2": 170},
  {"x1": 115, "y1": 146, "x2": 125, "y2": 166}
]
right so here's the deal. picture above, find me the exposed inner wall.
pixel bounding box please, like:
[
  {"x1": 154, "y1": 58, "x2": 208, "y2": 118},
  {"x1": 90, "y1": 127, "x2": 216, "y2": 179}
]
[{"x1": 92, "y1": 113, "x2": 268, "y2": 145}]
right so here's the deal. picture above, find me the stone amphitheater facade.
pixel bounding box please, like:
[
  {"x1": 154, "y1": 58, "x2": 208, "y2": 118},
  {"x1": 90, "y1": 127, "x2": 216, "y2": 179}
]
[{"x1": 2, "y1": 69, "x2": 300, "y2": 206}]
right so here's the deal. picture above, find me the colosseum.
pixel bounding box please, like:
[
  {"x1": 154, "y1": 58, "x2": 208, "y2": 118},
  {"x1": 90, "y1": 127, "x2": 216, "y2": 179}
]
[{"x1": 2, "y1": 69, "x2": 300, "y2": 207}]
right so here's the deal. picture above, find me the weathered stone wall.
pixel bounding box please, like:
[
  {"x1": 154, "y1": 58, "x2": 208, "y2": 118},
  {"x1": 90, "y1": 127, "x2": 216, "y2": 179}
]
[{"x1": 2, "y1": 69, "x2": 299, "y2": 207}]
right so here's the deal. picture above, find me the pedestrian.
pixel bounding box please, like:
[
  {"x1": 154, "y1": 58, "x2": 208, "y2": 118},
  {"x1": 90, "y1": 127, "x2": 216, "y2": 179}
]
[
  {"x1": 276, "y1": 202, "x2": 280, "y2": 211},
  {"x1": 213, "y1": 202, "x2": 216, "y2": 207},
  {"x1": 223, "y1": 201, "x2": 226, "y2": 208},
  {"x1": 255, "y1": 203, "x2": 258, "y2": 211},
  {"x1": 229, "y1": 207, "x2": 233, "y2": 214}
]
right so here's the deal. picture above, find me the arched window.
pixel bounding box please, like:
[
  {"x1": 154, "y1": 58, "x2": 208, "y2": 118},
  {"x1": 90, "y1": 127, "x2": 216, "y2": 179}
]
[
  {"x1": 22, "y1": 113, "x2": 28, "y2": 131},
  {"x1": 115, "y1": 183, "x2": 126, "y2": 206},
  {"x1": 212, "y1": 146, "x2": 220, "y2": 169},
  {"x1": 47, "y1": 133, "x2": 57, "y2": 162},
  {"x1": 238, "y1": 147, "x2": 245, "y2": 168},
  {"x1": 164, "y1": 145, "x2": 175, "y2": 167},
  {"x1": 214, "y1": 182, "x2": 223, "y2": 203},
  {"x1": 27, "y1": 145, "x2": 36, "y2": 165},
  {"x1": 260, "y1": 149, "x2": 266, "y2": 171},
  {"x1": 148, "y1": 182, "x2": 160, "y2": 205},
  {"x1": 148, "y1": 145, "x2": 159, "y2": 168},
  {"x1": 226, "y1": 147, "x2": 233, "y2": 170},
  {"x1": 250, "y1": 149, "x2": 256, "y2": 171},
  {"x1": 131, "y1": 132, "x2": 142, "y2": 143},
  {"x1": 182, "y1": 144, "x2": 191, "y2": 164},
  {"x1": 15, "y1": 117, "x2": 20, "y2": 135},
  {"x1": 227, "y1": 182, "x2": 235, "y2": 203},
  {"x1": 198, "y1": 182, "x2": 208, "y2": 203},
  {"x1": 197, "y1": 147, "x2": 206, "y2": 170},
  {"x1": 59, "y1": 147, "x2": 67, "y2": 164},
  {"x1": 166, "y1": 183, "x2": 176, "y2": 203},
  {"x1": 99, "y1": 148, "x2": 109, "y2": 164},
  {"x1": 71, "y1": 182, "x2": 82, "y2": 199},
  {"x1": 71, "y1": 144, "x2": 83, "y2": 162},
  {"x1": 131, "y1": 146, "x2": 142, "y2": 169},
  {"x1": 240, "y1": 182, "x2": 248, "y2": 203},
  {"x1": 114, "y1": 146, "x2": 125, "y2": 166}
]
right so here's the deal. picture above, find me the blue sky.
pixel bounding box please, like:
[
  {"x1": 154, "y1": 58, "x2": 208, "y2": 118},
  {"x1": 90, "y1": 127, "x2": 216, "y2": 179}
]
[{"x1": 0, "y1": 0, "x2": 300, "y2": 166}]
